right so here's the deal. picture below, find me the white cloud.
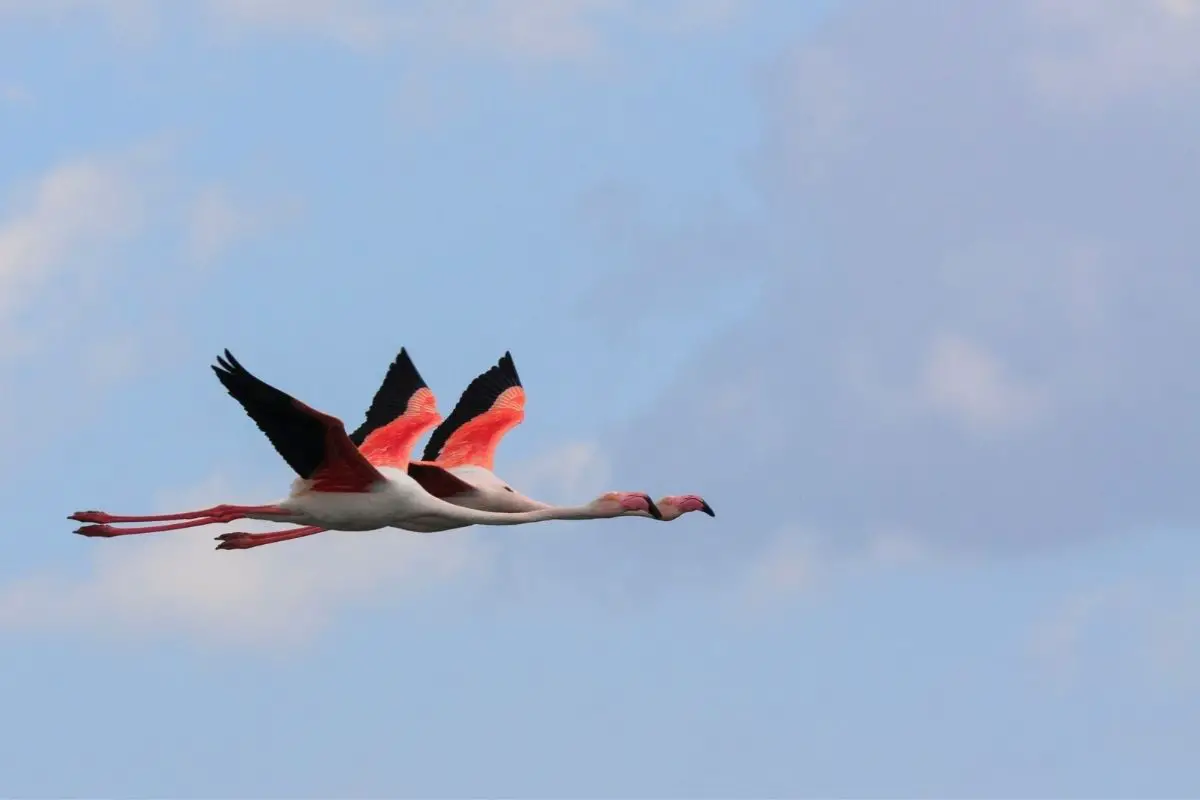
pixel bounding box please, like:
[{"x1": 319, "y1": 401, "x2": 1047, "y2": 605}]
[
  {"x1": 0, "y1": 0, "x2": 754, "y2": 64},
  {"x1": 0, "y1": 473, "x2": 491, "y2": 647},
  {"x1": 1030, "y1": 577, "x2": 1200, "y2": 691},
  {"x1": 1024, "y1": 0, "x2": 1200, "y2": 111},
  {"x1": 565, "y1": 0, "x2": 1200, "y2": 597},
  {"x1": 920, "y1": 333, "x2": 1048, "y2": 435},
  {"x1": 506, "y1": 440, "x2": 612, "y2": 504},
  {"x1": 1, "y1": 440, "x2": 633, "y2": 644},
  {"x1": 1030, "y1": 582, "x2": 1132, "y2": 684},
  {"x1": 662, "y1": 0, "x2": 756, "y2": 32},
  {"x1": 0, "y1": 141, "x2": 292, "y2": 472},
  {"x1": 839, "y1": 332, "x2": 1049, "y2": 437},
  {"x1": 731, "y1": 526, "x2": 940, "y2": 616},
  {"x1": 437, "y1": 0, "x2": 623, "y2": 63},
  {"x1": 0, "y1": 152, "x2": 148, "y2": 351},
  {"x1": 204, "y1": 0, "x2": 758, "y2": 61},
  {"x1": 865, "y1": 527, "x2": 932, "y2": 568},
  {"x1": 1, "y1": 83, "x2": 31, "y2": 104},
  {"x1": 80, "y1": 331, "x2": 144, "y2": 386},
  {"x1": 735, "y1": 528, "x2": 825, "y2": 610},
  {"x1": 184, "y1": 184, "x2": 295, "y2": 267},
  {"x1": 202, "y1": 0, "x2": 399, "y2": 50},
  {"x1": 0, "y1": 0, "x2": 159, "y2": 41},
  {"x1": 185, "y1": 186, "x2": 249, "y2": 266}
]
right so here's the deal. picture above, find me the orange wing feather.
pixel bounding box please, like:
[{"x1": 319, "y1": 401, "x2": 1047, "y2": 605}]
[
  {"x1": 357, "y1": 386, "x2": 440, "y2": 470},
  {"x1": 350, "y1": 349, "x2": 442, "y2": 470},
  {"x1": 434, "y1": 386, "x2": 524, "y2": 471},
  {"x1": 422, "y1": 352, "x2": 525, "y2": 472}
]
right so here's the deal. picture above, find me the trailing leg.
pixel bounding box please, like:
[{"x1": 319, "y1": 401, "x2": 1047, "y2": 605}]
[{"x1": 215, "y1": 526, "x2": 326, "y2": 551}]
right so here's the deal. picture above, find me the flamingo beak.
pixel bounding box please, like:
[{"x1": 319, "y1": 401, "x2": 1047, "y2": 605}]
[
  {"x1": 644, "y1": 495, "x2": 663, "y2": 520},
  {"x1": 700, "y1": 500, "x2": 715, "y2": 517}
]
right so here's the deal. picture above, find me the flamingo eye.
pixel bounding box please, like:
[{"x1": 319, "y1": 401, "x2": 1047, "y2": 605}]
[{"x1": 503, "y1": 486, "x2": 514, "y2": 492}]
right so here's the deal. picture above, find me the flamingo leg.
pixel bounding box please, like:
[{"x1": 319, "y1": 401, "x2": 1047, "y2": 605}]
[
  {"x1": 215, "y1": 526, "x2": 326, "y2": 550},
  {"x1": 75, "y1": 517, "x2": 245, "y2": 537},
  {"x1": 69, "y1": 503, "x2": 288, "y2": 525}
]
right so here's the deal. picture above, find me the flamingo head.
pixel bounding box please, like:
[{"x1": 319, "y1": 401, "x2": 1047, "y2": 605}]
[
  {"x1": 657, "y1": 494, "x2": 715, "y2": 521},
  {"x1": 594, "y1": 491, "x2": 662, "y2": 519}
]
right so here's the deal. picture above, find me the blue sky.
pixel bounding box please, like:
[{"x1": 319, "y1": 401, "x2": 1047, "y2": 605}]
[{"x1": 3, "y1": 1, "x2": 1200, "y2": 796}]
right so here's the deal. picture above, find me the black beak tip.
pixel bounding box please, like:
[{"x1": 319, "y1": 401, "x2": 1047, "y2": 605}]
[
  {"x1": 700, "y1": 500, "x2": 715, "y2": 517},
  {"x1": 645, "y1": 496, "x2": 663, "y2": 520}
]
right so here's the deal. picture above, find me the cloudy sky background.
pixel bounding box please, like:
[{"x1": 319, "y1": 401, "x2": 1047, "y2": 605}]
[{"x1": 2, "y1": 1, "x2": 1199, "y2": 796}]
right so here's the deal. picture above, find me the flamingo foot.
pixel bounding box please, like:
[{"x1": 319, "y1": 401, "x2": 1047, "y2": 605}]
[
  {"x1": 74, "y1": 524, "x2": 117, "y2": 537},
  {"x1": 67, "y1": 504, "x2": 288, "y2": 526},
  {"x1": 69, "y1": 511, "x2": 111, "y2": 524},
  {"x1": 72, "y1": 517, "x2": 235, "y2": 537},
  {"x1": 215, "y1": 526, "x2": 325, "y2": 551},
  {"x1": 215, "y1": 533, "x2": 261, "y2": 550}
]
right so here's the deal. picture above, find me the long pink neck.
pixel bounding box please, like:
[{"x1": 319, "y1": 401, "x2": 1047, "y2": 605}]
[
  {"x1": 629, "y1": 508, "x2": 677, "y2": 521},
  {"x1": 438, "y1": 503, "x2": 603, "y2": 526}
]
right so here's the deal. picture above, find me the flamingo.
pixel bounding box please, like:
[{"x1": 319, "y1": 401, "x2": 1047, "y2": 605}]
[
  {"x1": 217, "y1": 348, "x2": 695, "y2": 545},
  {"x1": 396, "y1": 351, "x2": 714, "y2": 527},
  {"x1": 68, "y1": 349, "x2": 663, "y2": 550},
  {"x1": 209, "y1": 348, "x2": 696, "y2": 546}
]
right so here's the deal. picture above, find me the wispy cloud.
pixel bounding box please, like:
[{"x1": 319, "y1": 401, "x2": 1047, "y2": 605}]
[
  {"x1": 0, "y1": 0, "x2": 161, "y2": 42},
  {"x1": 1024, "y1": 0, "x2": 1200, "y2": 112},
  {"x1": 1, "y1": 83, "x2": 31, "y2": 104},
  {"x1": 0, "y1": 0, "x2": 756, "y2": 64},
  {"x1": 731, "y1": 525, "x2": 937, "y2": 616},
  {"x1": 205, "y1": 0, "x2": 760, "y2": 61},
  {"x1": 920, "y1": 333, "x2": 1049, "y2": 436},
  {"x1": 0, "y1": 142, "x2": 290, "y2": 470},
  {"x1": 505, "y1": 439, "x2": 612, "y2": 504},
  {"x1": 0, "y1": 149, "x2": 150, "y2": 357},
  {"x1": 585, "y1": 0, "x2": 1200, "y2": 587},
  {"x1": 1030, "y1": 576, "x2": 1200, "y2": 691},
  {"x1": 183, "y1": 184, "x2": 298, "y2": 267},
  {"x1": 0, "y1": 437, "x2": 640, "y2": 646},
  {"x1": 0, "y1": 473, "x2": 491, "y2": 647}
]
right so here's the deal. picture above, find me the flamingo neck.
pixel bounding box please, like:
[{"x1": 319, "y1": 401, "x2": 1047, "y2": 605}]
[{"x1": 444, "y1": 502, "x2": 604, "y2": 526}]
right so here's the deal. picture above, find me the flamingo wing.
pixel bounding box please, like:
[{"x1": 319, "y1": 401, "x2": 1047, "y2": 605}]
[
  {"x1": 420, "y1": 351, "x2": 525, "y2": 471},
  {"x1": 212, "y1": 350, "x2": 385, "y2": 493},
  {"x1": 348, "y1": 347, "x2": 441, "y2": 470}
]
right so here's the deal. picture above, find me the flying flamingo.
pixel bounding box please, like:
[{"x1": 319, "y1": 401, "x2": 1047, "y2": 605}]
[
  {"x1": 394, "y1": 351, "x2": 714, "y2": 527},
  {"x1": 213, "y1": 348, "x2": 694, "y2": 545},
  {"x1": 68, "y1": 350, "x2": 662, "y2": 550}
]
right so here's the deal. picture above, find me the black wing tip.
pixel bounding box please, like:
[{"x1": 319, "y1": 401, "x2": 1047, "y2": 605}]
[
  {"x1": 389, "y1": 346, "x2": 428, "y2": 391},
  {"x1": 212, "y1": 356, "x2": 234, "y2": 383},
  {"x1": 348, "y1": 346, "x2": 431, "y2": 446},
  {"x1": 420, "y1": 351, "x2": 522, "y2": 462},
  {"x1": 497, "y1": 351, "x2": 522, "y2": 387},
  {"x1": 214, "y1": 348, "x2": 245, "y2": 376}
]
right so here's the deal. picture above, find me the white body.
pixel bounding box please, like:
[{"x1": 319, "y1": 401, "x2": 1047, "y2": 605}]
[
  {"x1": 393, "y1": 465, "x2": 549, "y2": 532},
  {"x1": 246, "y1": 469, "x2": 601, "y2": 533}
]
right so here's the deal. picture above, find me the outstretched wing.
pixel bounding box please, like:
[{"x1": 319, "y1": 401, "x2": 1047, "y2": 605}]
[
  {"x1": 212, "y1": 350, "x2": 385, "y2": 493},
  {"x1": 349, "y1": 348, "x2": 431, "y2": 445},
  {"x1": 350, "y1": 347, "x2": 441, "y2": 470},
  {"x1": 421, "y1": 351, "x2": 525, "y2": 471}
]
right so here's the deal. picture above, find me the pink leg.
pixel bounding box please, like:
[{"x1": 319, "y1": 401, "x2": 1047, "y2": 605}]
[
  {"x1": 69, "y1": 503, "x2": 288, "y2": 525},
  {"x1": 74, "y1": 516, "x2": 248, "y2": 538},
  {"x1": 215, "y1": 526, "x2": 326, "y2": 551}
]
